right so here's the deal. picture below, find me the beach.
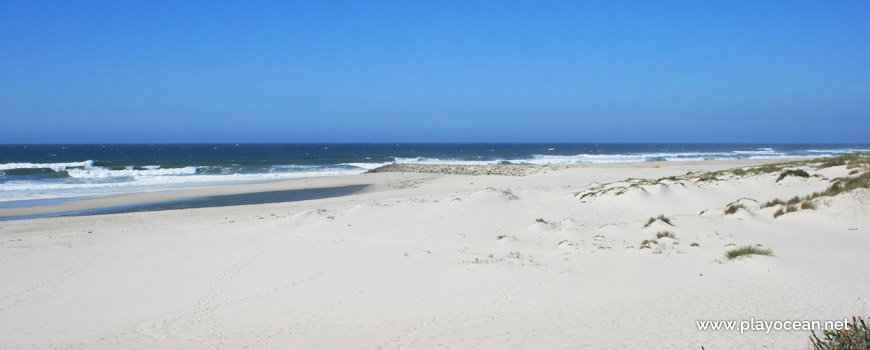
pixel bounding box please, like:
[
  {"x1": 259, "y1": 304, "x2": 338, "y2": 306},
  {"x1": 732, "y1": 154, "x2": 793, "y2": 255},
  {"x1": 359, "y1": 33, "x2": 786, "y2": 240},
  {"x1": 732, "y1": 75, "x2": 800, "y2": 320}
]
[{"x1": 1, "y1": 157, "x2": 868, "y2": 349}]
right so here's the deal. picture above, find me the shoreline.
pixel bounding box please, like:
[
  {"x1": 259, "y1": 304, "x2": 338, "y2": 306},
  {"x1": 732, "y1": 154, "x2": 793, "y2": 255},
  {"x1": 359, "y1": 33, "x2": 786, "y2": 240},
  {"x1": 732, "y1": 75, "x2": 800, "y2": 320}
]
[
  {"x1": 0, "y1": 158, "x2": 803, "y2": 220},
  {"x1": 0, "y1": 185, "x2": 369, "y2": 221},
  {"x1": 0, "y1": 173, "x2": 374, "y2": 219}
]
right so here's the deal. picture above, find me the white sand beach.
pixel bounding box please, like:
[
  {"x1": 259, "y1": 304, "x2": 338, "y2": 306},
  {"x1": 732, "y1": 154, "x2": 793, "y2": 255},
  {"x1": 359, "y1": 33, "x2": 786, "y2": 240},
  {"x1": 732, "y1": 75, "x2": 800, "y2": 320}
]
[{"x1": 1, "y1": 157, "x2": 868, "y2": 349}]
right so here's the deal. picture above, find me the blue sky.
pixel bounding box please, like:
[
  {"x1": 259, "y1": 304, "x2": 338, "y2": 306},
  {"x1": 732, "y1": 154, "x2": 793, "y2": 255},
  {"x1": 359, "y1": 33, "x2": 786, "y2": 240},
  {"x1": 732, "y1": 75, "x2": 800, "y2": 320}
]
[{"x1": 1, "y1": 1, "x2": 868, "y2": 143}]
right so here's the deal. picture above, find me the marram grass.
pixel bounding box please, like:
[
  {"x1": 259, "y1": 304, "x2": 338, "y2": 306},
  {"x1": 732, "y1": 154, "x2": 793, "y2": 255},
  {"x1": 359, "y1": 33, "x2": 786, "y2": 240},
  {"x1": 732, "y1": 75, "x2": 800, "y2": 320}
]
[{"x1": 725, "y1": 245, "x2": 774, "y2": 260}]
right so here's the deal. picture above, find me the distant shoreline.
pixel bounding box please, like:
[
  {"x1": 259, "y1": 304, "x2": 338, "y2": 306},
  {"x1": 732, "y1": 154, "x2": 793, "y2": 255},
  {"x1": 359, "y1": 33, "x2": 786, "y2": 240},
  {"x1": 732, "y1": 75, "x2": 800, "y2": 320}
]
[
  {"x1": 0, "y1": 158, "x2": 802, "y2": 220},
  {"x1": 2, "y1": 143, "x2": 865, "y2": 203}
]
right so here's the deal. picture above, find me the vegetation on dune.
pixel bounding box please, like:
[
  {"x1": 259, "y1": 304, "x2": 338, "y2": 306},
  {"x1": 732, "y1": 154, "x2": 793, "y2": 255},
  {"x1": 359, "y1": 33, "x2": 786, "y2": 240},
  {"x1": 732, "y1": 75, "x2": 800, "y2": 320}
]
[
  {"x1": 776, "y1": 169, "x2": 810, "y2": 182},
  {"x1": 817, "y1": 153, "x2": 870, "y2": 170},
  {"x1": 725, "y1": 245, "x2": 774, "y2": 260},
  {"x1": 818, "y1": 157, "x2": 847, "y2": 169},
  {"x1": 696, "y1": 173, "x2": 718, "y2": 182},
  {"x1": 656, "y1": 231, "x2": 676, "y2": 239},
  {"x1": 762, "y1": 198, "x2": 786, "y2": 208},
  {"x1": 714, "y1": 153, "x2": 869, "y2": 180},
  {"x1": 643, "y1": 214, "x2": 674, "y2": 228},
  {"x1": 746, "y1": 163, "x2": 787, "y2": 175},
  {"x1": 575, "y1": 155, "x2": 870, "y2": 222},
  {"x1": 828, "y1": 170, "x2": 870, "y2": 195},
  {"x1": 724, "y1": 203, "x2": 746, "y2": 215},
  {"x1": 810, "y1": 317, "x2": 870, "y2": 350},
  {"x1": 769, "y1": 169, "x2": 870, "y2": 218},
  {"x1": 639, "y1": 239, "x2": 658, "y2": 249}
]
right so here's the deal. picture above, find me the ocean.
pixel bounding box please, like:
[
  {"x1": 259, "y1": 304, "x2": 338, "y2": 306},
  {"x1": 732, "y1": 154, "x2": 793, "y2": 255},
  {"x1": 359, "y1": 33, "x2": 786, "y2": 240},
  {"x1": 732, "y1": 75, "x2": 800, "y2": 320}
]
[{"x1": 1, "y1": 143, "x2": 868, "y2": 203}]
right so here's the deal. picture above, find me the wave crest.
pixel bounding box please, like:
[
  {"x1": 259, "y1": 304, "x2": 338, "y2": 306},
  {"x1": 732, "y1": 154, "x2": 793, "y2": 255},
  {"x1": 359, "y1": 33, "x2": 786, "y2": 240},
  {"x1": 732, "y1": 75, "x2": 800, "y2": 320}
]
[{"x1": 0, "y1": 160, "x2": 95, "y2": 172}]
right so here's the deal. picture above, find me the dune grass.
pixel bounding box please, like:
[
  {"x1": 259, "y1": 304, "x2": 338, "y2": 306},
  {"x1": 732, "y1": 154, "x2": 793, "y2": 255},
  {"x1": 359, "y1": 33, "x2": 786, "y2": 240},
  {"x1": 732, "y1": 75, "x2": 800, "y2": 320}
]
[
  {"x1": 776, "y1": 169, "x2": 810, "y2": 182},
  {"x1": 768, "y1": 169, "x2": 870, "y2": 219},
  {"x1": 639, "y1": 239, "x2": 658, "y2": 249},
  {"x1": 656, "y1": 231, "x2": 676, "y2": 239},
  {"x1": 725, "y1": 245, "x2": 774, "y2": 260},
  {"x1": 818, "y1": 153, "x2": 870, "y2": 169},
  {"x1": 745, "y1": 163, "x2": 785, "y2": 175},
  {"x1": 762, "y1": 198, "x2": 786, "y2": 208},
  {"x1": 818, "y1": 157, "x2": 847, "y2": 168},
  {"x1": 643, "y1": 214, "x2": 674, "y2": 228},
  {"x1": 810, "y1": 317, "x2": 870, "y2": 349},
  {"x1": 724, "y1": 203, "x2": 745, "y2": 215}
]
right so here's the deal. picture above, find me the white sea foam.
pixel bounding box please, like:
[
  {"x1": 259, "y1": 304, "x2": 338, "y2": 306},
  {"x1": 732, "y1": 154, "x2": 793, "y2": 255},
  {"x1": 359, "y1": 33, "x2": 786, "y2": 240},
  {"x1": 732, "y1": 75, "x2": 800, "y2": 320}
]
[
  {"x1": 732, "y1": 148, "x2": 777, "y2": 155},
  {"x1": 356, "y1": 151, "x2": 829, "y2": 168},
  {"x1": 341, "y1": 162, "x2": 389, "y2": 170},
  {"x1": 271, "y1": 164, "x2": 321, "y2": 169},
  {"x1": 66, "y1": 166, "x2": 198, "y2": 179},
  {"x1": 521, "y1": 152, "x2": 720, "y2": 164},
  {"x1": 0, "y1": 160, "x2": 95, "y2": 171},
  {"x1": 805, "y1": 148, "x2": 870, "y2": 153},
  {"x1": 0, "y1": 169, "x2": 366, "y2": 202}
]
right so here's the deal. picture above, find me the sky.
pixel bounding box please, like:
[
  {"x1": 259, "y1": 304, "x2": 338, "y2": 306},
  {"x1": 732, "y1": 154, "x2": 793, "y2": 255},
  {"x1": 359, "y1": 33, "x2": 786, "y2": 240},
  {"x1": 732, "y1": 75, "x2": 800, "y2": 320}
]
[{"x1": 1, "y1": 1, "x2": 868, "y2": 143}]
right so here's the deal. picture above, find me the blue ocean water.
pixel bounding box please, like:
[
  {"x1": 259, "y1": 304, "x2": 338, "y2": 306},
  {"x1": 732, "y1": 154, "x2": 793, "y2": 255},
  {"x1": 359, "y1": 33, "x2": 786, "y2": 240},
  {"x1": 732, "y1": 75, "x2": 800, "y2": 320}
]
[{"x1": 1, "y1": 143, "x2": 868, "y2": 202}]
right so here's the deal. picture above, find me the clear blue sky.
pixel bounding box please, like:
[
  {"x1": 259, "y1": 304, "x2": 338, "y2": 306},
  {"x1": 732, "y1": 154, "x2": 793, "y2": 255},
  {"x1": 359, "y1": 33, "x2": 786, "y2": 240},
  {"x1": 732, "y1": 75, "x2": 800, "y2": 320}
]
[{"x1": 1, "y1": 1, "x2": 868, "y2": 143}]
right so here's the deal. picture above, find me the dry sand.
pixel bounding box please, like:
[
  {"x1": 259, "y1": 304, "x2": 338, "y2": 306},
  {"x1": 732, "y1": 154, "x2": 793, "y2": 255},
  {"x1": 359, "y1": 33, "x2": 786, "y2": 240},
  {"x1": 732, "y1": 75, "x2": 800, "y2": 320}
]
[{"x1": 1, "y1": 159, "x2": 868, "y2": 349}]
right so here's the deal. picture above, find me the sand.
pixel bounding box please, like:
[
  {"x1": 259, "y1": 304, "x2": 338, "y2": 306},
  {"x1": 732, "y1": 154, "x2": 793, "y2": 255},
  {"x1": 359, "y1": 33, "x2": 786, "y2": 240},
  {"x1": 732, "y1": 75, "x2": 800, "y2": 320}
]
[{"x1": 1, "y1": 159, "x2": 868, "y2": 349}]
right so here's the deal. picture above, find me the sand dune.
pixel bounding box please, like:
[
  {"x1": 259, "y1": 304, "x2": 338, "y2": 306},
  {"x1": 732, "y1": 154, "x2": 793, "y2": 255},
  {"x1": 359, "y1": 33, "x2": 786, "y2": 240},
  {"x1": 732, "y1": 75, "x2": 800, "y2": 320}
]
[{"x1": 1, "y1": 158, "x2": 868, "y2": 349}]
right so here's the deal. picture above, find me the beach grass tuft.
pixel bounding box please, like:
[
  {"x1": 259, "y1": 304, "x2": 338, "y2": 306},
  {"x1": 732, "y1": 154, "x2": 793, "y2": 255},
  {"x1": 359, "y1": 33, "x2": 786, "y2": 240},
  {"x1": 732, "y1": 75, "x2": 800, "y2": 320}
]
[
  {"x1": 773, "y1": 208, "x2": 785, "y2": 218},
  {"x1": 639, "y1": 239, "x2": 658, "y2": 249},
  {"x1": 643, "y1": 214, "x2": 674, "y2": 228},
  {"x1": 724, "y1": 204, "x2": 745, "y2": 215},
  {"x1": 762, "y1": 198, "x2": 786, "y2": 208},
  {"x1": 810, "y1": 316, "x2": 870, "y2": 349},
  {"x1": 725, "y1": 245, "x2": 774, "y2": 260},
  {"x1": 776, "y1": 169, "x2": 810, "y2": 182},
  {"x1": 656, "y1": 231, "x2": 675, "y2": 239}
]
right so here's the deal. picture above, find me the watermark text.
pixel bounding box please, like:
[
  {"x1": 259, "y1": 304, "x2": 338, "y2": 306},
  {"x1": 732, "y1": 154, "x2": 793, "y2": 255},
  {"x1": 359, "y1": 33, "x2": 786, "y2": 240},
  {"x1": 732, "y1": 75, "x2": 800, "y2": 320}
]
[{"x1": 696, "y1": 318, "x2": 851, "y2": 334}]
